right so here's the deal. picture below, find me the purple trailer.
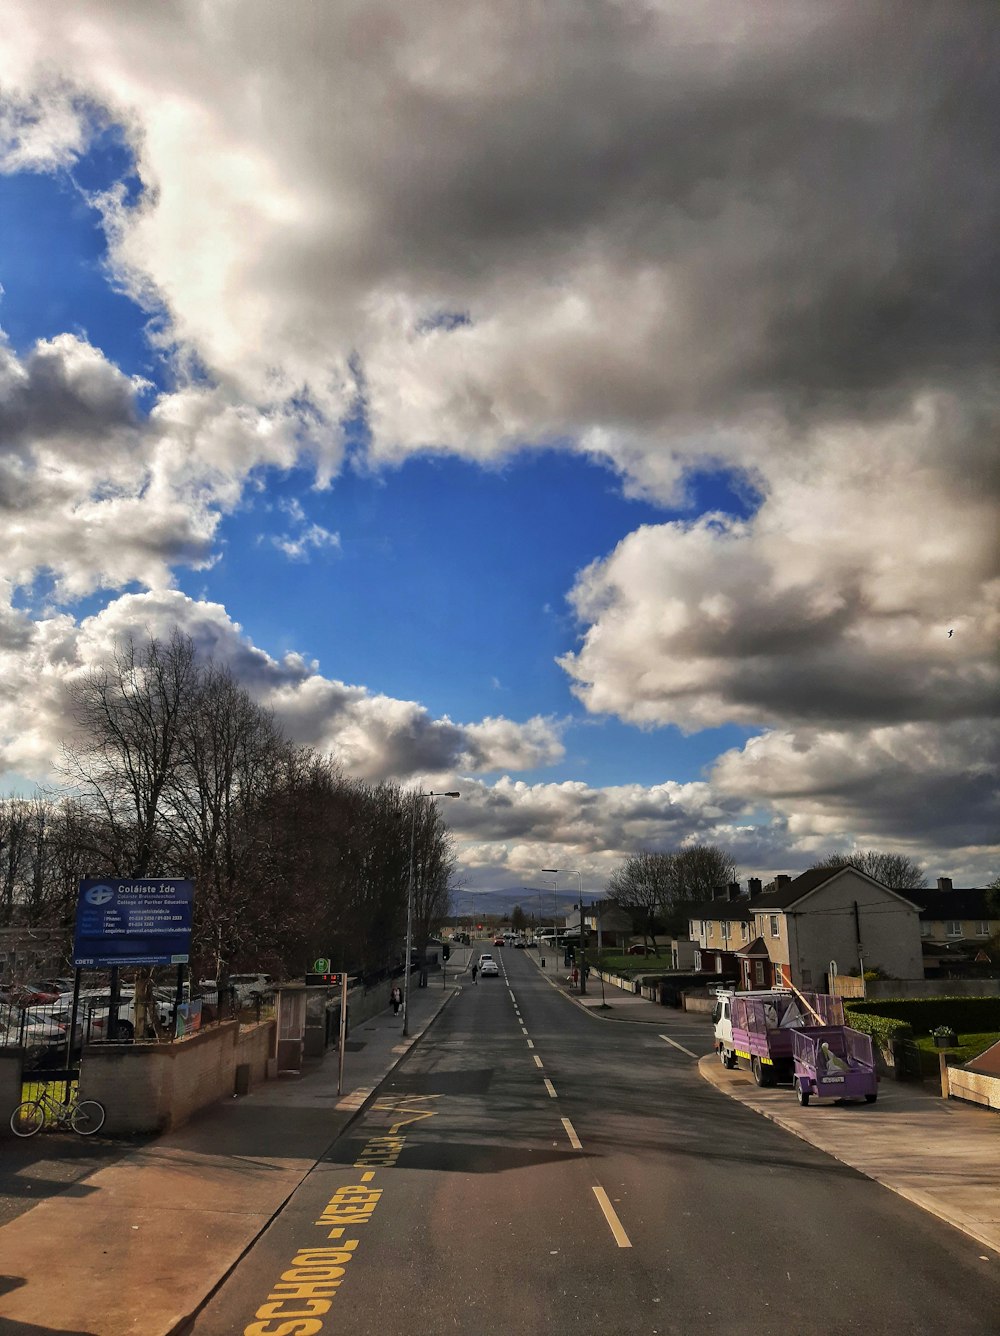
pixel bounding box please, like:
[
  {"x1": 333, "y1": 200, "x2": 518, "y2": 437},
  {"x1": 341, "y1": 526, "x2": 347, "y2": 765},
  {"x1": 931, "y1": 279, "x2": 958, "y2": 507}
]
[
  {"x1": 792, "y1": 1027, "x2": 878, "y2": 1106},
  {"x1": 728, "y1": 992, "x2": 845, "y2": 1087}
]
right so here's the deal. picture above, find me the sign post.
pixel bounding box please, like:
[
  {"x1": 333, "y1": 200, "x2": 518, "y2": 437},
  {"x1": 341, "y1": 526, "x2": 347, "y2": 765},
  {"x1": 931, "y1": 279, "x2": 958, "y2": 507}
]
[{"x1": 338, "y1": 971, "x2": 348, "y2": 1095}]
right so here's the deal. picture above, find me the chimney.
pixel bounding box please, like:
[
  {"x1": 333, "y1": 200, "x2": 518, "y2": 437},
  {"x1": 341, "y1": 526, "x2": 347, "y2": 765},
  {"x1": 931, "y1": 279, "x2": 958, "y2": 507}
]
[
  {"x1": 727, "y1": 881, "x2": 741, "y2": 901},
  {"x1": 747, "y1": 877, "x2": 762, "y2": 897},
  {"x1": 775, "y1": 874, "x2": 791, "y2": 888},
  {"x1": 937, "y1": 876, "x2": 953, "y2": 892}
]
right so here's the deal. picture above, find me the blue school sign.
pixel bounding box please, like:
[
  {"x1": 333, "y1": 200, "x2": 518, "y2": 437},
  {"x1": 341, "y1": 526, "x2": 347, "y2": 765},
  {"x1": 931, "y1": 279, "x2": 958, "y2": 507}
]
[{"x1": 72, "y1": 878, "x2": 194, "y2": 968}]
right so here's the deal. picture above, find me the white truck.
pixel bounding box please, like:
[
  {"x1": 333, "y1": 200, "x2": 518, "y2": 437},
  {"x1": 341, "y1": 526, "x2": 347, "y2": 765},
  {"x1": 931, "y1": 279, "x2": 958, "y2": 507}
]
[{"x1": 712, "y1": 988, "x2": 790, "y2": 1071}]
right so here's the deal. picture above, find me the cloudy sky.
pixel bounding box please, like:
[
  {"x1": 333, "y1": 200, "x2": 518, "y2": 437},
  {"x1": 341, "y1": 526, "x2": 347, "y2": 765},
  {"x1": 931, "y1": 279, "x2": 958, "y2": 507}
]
[{"x1": 1, "y1": 2, "x2": 997, "y2": 900}]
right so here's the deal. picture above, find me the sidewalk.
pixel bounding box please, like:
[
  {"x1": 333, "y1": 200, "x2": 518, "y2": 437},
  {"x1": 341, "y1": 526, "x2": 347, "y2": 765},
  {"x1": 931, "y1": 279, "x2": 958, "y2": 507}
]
[
  {"x1": 701, "y1": 1053, "x2": 1000, "y2": 1256},
  {"x1": 531, "y1": 947, "x2": 669, "y2": 1023},
  {"x1": 0, "y1": 969, "x2": 464, "y2": 1336}
]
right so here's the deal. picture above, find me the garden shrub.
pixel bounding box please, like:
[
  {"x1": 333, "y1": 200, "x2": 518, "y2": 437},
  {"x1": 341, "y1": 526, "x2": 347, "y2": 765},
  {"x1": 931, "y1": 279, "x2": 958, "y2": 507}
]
[{"x1": 847, "y1": 996, "x2": 1000, "y2": 1035}]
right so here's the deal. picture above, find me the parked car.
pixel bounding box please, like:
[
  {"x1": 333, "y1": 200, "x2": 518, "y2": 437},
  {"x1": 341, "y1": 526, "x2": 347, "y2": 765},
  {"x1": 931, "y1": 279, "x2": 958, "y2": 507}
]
[
  {"x1": 228, "y1": 973, "x2": 274, "y2": 1004},
  {"x1": 514, "y1": 941, "x2": 526, "y2": 949},
  {"x1": 479, "y1": 960, "x2": 500, "y2": 977}
]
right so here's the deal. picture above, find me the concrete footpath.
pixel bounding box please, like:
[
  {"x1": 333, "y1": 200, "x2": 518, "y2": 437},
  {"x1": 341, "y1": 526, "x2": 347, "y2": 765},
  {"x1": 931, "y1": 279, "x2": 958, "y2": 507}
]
[
  {"x1": 532, "y1": 946, "x2": 1000, "y2": 1257},
  {"x1": 701, "y1": 1052, "x2": 1000, "y2": 1257},
  {"x1": 0, "y1": 969, "x2": 464, "y2": 1336}
]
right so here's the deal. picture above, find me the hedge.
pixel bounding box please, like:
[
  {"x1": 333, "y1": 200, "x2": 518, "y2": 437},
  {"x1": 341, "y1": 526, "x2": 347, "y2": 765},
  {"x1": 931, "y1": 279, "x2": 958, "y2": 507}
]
[
  {"x1": 845, "y1": 1008, "x2": 913, "y2": 1054},
  {"x1": 847, "y1": 996, "x2": 1000, "y2": 1036}
]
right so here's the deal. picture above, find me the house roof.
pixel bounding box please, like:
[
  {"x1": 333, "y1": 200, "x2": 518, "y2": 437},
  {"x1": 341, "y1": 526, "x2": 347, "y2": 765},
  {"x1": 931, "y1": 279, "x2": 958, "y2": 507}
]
[
  {"x1": 908, "y1": 888, "x2": 996, "y2": 920},
  {"x1": 687, "y1": 896, "x2": 754, "y2": 920},
  {"x1": 735, "y1": 936, "x2": 772, "y2": 959},
  {"x1": 749, "y1": 867, "x2": 923, "y2": 913}
]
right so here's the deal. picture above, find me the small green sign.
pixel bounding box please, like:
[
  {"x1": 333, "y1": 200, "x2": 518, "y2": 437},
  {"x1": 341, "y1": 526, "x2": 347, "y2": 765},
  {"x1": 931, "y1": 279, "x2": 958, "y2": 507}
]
[{"x1": 312, "y1": 956, "x2": 331, "y2": 972}]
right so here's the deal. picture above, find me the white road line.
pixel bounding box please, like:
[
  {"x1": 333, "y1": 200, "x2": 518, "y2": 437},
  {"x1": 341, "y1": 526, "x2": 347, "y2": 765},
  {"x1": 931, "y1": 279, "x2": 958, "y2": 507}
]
[
  {"x1": 543, "y1": 1078, "x2": 557, "y2": 1099},
  {"x1": 533, "y1": 1054, "x2": 543, "y2": 1068},
  {"x1": 658, "y1": 1033, "x2": 700, "y2": 1059},
  {"x1": 561, "y1": 1117, "x2": 582, "y2": 1149},
  {"x1": 592, "y1": 1186, "x2": 632, "y2": 1248},
  {"x1": 526, "y1": 1039, "x2": 535, "y2": 1049},
  {"x1": 521, "y1": 1025, "x2": 529, "y2": 1034}
]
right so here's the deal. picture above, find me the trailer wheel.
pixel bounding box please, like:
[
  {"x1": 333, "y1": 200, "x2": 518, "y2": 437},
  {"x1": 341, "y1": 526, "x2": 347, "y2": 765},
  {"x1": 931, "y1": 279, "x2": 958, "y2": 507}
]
[
  {"x1": 864, "y1": 1093, "x2": 877, "y2": 1104},
  {"x1": 797, "y1": 1087, "x2": 810, "y2": 1107}
]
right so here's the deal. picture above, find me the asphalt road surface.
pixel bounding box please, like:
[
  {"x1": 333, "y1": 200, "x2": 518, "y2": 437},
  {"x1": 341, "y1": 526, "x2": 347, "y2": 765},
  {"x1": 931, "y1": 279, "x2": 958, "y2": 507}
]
[{"x1": 189, "y1": 948, "x2": 1000, "y2": 1335}]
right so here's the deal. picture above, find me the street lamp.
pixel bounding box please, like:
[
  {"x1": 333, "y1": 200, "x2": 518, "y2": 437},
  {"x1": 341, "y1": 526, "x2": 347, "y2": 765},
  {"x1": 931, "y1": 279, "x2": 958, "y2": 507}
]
[
  {"x1": 404, "y1": 790, "x2": 460, "y2": 1036},
  {"x1": 542, "y1": 868, "x2": 586, "y2": 994}
]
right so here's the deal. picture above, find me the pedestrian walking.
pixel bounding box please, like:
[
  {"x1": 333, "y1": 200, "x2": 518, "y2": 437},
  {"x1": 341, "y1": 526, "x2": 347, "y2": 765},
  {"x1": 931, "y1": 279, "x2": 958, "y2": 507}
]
[
  {"x1": 471, "y1": 963, "x2": 479, "y2": 984},
  {"x1": 390, "y1": 985, "x2": 402, "y2": 1016}
]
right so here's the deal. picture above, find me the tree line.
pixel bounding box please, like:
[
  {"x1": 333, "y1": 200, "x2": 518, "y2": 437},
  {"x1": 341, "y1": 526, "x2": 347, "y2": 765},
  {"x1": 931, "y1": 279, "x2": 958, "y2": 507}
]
[{"x1": 0, "y1": 631, "x2": 456, "y2": 984}]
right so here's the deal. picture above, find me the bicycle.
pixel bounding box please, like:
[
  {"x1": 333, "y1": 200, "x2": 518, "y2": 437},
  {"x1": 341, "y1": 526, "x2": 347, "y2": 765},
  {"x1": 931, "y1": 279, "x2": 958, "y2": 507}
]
[{"x1": 10, "y1": 1085, "x2": 106, "y2": 1137}]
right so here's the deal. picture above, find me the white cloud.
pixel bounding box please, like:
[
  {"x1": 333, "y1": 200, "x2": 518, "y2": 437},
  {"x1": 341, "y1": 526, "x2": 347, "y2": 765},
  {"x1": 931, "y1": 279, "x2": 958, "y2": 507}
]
[
  {"x1": 0, "y1": 589, "x2": 564, "y2": 788},
  {"x1": 0, "y1": 3, "x2": 997, "y2": 882}
]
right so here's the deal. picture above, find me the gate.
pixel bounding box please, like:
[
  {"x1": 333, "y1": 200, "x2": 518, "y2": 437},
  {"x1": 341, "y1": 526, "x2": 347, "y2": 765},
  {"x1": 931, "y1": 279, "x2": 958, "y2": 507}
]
[{"x1": 893, "y1": 1037, "x2": 924, "y2": 1082}]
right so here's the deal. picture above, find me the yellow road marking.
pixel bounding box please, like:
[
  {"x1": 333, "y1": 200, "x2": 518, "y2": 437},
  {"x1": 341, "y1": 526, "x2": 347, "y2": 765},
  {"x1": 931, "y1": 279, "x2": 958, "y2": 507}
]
[
  {"x1": 592, "y1": 1185, "x2": 632, "y2": 1248},
  {"x1": 543, "y1": 1078, "x2": 557, "y2": 1098},
  {"x1": 658, "y1": 1033, "x2": 699, "y2": 1059},
  {"x1": 561, "y1": 1117, "x2": 582, "y2": 1149}
]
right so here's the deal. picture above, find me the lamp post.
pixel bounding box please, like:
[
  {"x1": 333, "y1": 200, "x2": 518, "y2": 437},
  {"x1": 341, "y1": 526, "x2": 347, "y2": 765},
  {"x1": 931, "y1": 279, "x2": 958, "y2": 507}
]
[
  {"x1": 542, "y1": 868, "x2": 586, "y2": 994},
  {"x1": 404, "y1": 790, "x2": 459, "y2": 1036}
]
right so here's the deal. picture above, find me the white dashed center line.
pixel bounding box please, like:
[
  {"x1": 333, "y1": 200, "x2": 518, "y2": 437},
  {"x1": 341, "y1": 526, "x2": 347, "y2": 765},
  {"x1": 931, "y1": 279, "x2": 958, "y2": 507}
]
[
  {"x1": 561, "y1": 1117, "x2": 582, "y2": 1150},
  {"x1": 593, "y1": 1186, "x2": 632, "y2": 1248},
  {"x1": 543, "y1": 1078, "x2": 557, "y2": 1098}
]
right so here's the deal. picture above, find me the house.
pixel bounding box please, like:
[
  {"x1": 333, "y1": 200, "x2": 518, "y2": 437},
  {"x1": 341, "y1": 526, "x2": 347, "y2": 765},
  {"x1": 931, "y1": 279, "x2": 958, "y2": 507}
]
[
  {"x1": 908, "y1": 879, "x2": 999, "y2": 976},
  {"x1": 689, "y1": 868, "x2": 925, "y2": 990}
]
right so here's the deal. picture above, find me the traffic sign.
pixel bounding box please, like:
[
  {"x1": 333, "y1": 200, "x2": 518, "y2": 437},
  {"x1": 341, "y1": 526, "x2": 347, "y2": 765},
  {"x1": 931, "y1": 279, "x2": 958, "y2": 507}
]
[
  {"x1": 73, "y1": 878, "x2": 193, "y2": 968},
  {"x1": 312, "y1": 957, "x2": 331, "y2": 973}
]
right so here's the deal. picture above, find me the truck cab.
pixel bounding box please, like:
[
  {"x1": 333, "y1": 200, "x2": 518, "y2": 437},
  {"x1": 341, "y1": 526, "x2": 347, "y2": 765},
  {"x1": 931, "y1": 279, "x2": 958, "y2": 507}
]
[{"x1": 712, "y1": 988, "x2": 789, "y2": 1069}]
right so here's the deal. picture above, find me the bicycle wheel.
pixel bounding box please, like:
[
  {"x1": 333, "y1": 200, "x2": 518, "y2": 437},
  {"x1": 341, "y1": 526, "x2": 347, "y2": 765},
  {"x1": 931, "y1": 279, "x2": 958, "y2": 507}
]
[
  {"x1": 10, "y1": 1100, "x2": 46, "y2": 1137},
  {"x1": 71, "y1": 1100, "x2": 106, "y2": 1135}
]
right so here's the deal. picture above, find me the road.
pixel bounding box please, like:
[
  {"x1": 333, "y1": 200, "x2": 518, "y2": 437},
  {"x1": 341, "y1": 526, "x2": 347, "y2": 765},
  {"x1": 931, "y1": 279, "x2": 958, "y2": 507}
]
[{"x1": 189, "y1": 947, "x2": 1000, "y2": 1335}]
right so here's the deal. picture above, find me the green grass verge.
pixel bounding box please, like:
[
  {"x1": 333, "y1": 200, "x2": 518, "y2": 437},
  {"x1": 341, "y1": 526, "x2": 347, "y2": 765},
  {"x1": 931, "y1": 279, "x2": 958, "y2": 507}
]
[
  {"x1": 913, "y1": 1031, "x2": 1000, "y2": 1067},
  {"x1": 591, "y1": 952, "x2": 670, "y2": 974}
]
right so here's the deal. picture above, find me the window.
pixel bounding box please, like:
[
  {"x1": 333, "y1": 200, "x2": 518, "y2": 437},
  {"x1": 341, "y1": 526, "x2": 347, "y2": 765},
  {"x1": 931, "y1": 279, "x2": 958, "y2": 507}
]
[
  {"x1": 690, "y1": 921, "x2": 696, "y2": 938},
  {"x1": 976, "y1": 921, "x2": 990, "y2": 936},
  {"x1": 741, "y1": 921, "x2": 748, "y2": 941},
  {"x1": 920, "y1": 922, "x2": 932, "y2": 937},
  {"x1": 699, "y1": 920, "x2": 705, "y2": 936},
  {"x1": 769, "y1": 915, "x2": 780, "y2": 938},
  {"x1": 946, "y1": 921, "x2": 962, "y2": 937},
  {"x1": 722, "y1": 921, "x2": 729, "y2": 941}
]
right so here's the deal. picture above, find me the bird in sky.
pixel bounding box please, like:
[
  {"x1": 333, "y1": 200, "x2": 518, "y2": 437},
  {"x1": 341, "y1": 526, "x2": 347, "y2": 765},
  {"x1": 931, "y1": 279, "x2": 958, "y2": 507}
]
[{"x1": 948, "y1": 629, "x2": 954, "y2": 637}]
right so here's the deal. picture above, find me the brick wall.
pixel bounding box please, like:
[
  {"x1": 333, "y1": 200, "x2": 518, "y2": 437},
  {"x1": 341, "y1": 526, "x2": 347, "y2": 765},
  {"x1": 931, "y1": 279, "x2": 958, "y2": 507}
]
[
  {"x1": 0, "y1": 1048, "x2": 23, "y2": 1138},
  {"x1": 947, "y1": 1067, "x2": 1000, "y2": 1111},
  {"x1": 79, "y1": 1018, "x2": 277, "y2": 1136}
]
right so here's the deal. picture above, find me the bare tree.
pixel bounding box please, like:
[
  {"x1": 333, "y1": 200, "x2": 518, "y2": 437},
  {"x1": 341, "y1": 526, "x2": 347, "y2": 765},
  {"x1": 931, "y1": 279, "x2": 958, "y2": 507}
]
[
  {"x1": 809, "y1": 850, "x2": 927, "y2": 889},
  {"x1": 606, "y1": 844, "x2": 739, "y2": 943},
  {"x1": 61, "y1": 630, "x2": 199, "y2": 877},
  {"x1": 606, "y1": 853, "x2": 675, "y2": 951}
]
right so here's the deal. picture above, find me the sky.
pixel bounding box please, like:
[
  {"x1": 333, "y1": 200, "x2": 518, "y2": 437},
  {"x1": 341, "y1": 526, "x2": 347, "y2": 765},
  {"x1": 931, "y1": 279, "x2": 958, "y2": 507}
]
[{"x1": 0, "y1": 2, "x2": 997, "y2": 904}]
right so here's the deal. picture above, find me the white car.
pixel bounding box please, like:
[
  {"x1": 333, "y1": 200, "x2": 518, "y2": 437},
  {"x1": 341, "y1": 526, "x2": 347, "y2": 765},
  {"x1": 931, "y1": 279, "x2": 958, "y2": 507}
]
[{"x1": 479, "y1": 959, "x2": 499, "y2": 978}]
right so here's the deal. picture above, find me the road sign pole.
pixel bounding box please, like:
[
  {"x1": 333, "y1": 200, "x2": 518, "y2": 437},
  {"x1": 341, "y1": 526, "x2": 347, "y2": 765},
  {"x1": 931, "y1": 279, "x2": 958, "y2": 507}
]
[{"x1": 337, "y1": 970, "x2": 348, "y2": 1095}]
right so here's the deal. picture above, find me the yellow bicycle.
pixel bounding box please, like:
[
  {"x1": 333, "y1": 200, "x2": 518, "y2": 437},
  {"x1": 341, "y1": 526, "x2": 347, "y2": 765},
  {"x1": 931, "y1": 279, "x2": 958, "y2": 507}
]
[{"x1": 10, "y1": 1085, "x2": 106, "y2": 1137}]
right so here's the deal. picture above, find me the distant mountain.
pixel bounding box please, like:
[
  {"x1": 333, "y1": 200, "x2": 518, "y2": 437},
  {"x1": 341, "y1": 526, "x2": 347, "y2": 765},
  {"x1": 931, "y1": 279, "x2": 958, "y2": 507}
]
[{"x1": 450, "y1": 888, "x2": 586, "y2": 922}]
